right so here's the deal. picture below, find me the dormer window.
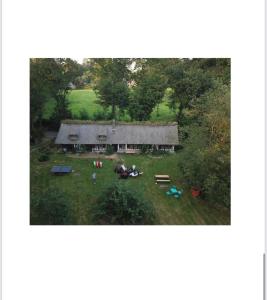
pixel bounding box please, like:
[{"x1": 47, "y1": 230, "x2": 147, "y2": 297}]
[
  {"x1": 97, "y1": 134, "x2": 107, "y2": 141},
  {"x1": 68, "y1": 134, "x2": 79, "y2": 141}
]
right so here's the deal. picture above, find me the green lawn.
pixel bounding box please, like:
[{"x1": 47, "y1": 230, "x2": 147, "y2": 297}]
[
  {"x1": 43, "y1": 89, "x2": 177, "y2": 122},
  {"x1": 30, "y1": 150, "x2": 230, "y2": 225}
]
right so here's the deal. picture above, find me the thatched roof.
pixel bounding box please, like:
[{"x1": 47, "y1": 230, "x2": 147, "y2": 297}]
[{"x1": 55, "y1": 121, "x2": 179, "y2": 145}]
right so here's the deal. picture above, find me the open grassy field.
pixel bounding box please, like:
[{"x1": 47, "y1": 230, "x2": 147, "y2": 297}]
[
  {"x1": 43, "y1": 89, "x2": 177, "y2": 122},
  {"x1": 30, "y1": 149, "x2": 230, "y2": 225}
]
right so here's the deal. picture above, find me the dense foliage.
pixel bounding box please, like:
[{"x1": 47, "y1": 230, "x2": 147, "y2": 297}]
[
  {"x1": 92, "y1": 183, "x2": 156, "y2": 225},
  {"x1": 30, "y1": 188, "x2": 72, "y2": 225},
  {"x1": 30, "y1": 58, "x2": 82, "y2": 140},
  {"x1": 128, "y1": 71, "x2": 166, "y2": 121},
  {"x1": 179, "y1": 83, "x2": 230, "y2": 207},
  {"x1": 91, "y1": 58, "x2": 131, "y2": 118}
]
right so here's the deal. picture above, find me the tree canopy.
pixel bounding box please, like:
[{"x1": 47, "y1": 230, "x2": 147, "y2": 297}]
[
  {"x1": 92, "y1": 183, "x2": 156, "y2": 225},
  {"x1": 30, "y1": 58, "x2": 82, "y2": 140},
  {"x1": 91, "y1": 58, "x2": 132, "y2": 118},
  {"x1": 30, "y1": 187, "x2": 72, "y2": 225}
]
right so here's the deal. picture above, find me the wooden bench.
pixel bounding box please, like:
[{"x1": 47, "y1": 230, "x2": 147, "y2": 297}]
[
  {"x1": 156, "y1": 179, "x2": 171, "y2": 183},
  {"x1": 154, "y1": 175, "x2": 170, "y2": 179},
  {"x1": 154, "y1": 174, "x2": 171, "y2": 184}
]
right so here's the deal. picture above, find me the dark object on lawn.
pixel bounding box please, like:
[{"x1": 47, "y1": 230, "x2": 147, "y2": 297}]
[
  {"x1": 116, "y1": 164, "x2": 143, "y2": 179},
  {"x1": 114, "y1": 164, "x2": 127, "y2": 174},
  {"x1": 51, "y1": 166, "x2": 72, "y2": 175},
  {"x1": 119, "y1": 171, "x2": 129, "y2": 179},
  {"x1": 191, "y1": 187, "x2": 201, "y2": 197}
]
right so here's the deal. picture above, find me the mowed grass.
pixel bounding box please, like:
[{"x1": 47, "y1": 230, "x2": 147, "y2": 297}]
[
  {"x1": 30, "y1": 151, "x2": 230, "y2": 225},
  {"x1": 43, "y1": 89, "x2": 177, "y2": 122}
]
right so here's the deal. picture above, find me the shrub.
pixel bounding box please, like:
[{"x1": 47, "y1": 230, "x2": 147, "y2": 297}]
[
  {"x1": 105, "y1": 144, "x2": 114, "y2": 155},
  {"x1": 175, "y1": 145, "x2": 184, "y2": 151},
  {"x1": 38, "y1": 152, "x2": 50, "y2": 162},
  {"x1": 92, "y1": 110, "x2": 113, "y2": 121},
  {"x1": 140, "y1": 145, "x2": 150, "y2": 154},
  {"x1": 30, "y1": 188, "x2": 72, "y2": 225},
  {"x1": 79, "y1": 108, "x2": 89, "y2": 120},
  {"x1": 92, "y1": 183, "x2": 156, "y2": 225},
  {"x1": 71, "y1": 112, "x2": 80, "y2": 119}
]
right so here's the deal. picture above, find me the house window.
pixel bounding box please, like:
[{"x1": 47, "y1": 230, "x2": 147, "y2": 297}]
[
  {"x1": 128, "y1": 144, "x2": 139, "y2": 150},
  {"x1": 68, "y1": 134, "x2": 79, "y2": 141},
  {"x1": 97, "y1": 135, "x2": 107, "y2": 141},
  {"x1": 119, "y1": 144, "x2": 126, "y2": 150},
  {"x1": 92, "y1": 144, "x2": 107, "y2": 152}
]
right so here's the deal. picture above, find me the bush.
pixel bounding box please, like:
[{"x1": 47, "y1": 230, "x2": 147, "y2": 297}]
[
  {"x1": 30, "y1": 188, "x2": 72, "y2": 225},
  {"x1": 92, "y1": 110, "x2": 113, "y2": 121},
  {"x1": 38, "y1": 152, "x2": 50, "y2": 162},
  {"x1": 31, "y1": 127, "x2": 44, "y2": 144},
  {"x1": 175, "y1": 145, "x2": 184, "y2": 151},
  {"x1": 150, "y1": 145, "x2": 169, "y2": 156},
  {"x1": 105, "y1": 144, "x2": 114, "y2": 155},
  {"x1": 79, "y1": 108, "x2": 89, "y2": 120},
  {"x1": 140, "y1": 145, "x2": 151, "y2": 154},
  {"x1": 92, "y1": 183, "x2": 156, "y2": 225}
]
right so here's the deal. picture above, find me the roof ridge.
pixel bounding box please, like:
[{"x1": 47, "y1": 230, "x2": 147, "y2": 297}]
[{"x1": 61, "y1": 119, "x2": 178, "y2": 126}]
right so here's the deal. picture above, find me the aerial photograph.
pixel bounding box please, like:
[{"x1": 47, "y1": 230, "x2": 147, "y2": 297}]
[{"x1": 30, "y1": 58, "x2": 230, "y2": 225}]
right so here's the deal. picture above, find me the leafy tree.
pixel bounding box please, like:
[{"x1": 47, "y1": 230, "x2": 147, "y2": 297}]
[
  {"x1": 30, "y1": 58, "x2": 60, "y2": 139},
  {"x1": 51, "y1": 58, "x2": 82, "y2": 125},
  {"x1": 30, "y1": 58, "x2": 82, "y2": 139},
  {"x1": 179, "y1": 83, "x2": 230, "y2": 207},
  {"x1": 30, "y1": 188, "x2": 72, "y2": 225},
  {"x1": 92, "y1": 183, "x2": 156, "y2": 224},
  {"x1": 165, "y1": 63, "x2": 213, "y2": 123},
  {"x1": 92, "y1": 58, "x2": 131, "y2": 118},
  {"x1": 79, "y1": 108, "x2": 89, "y2": 120},
  {"x1": 128, "y1": 71, "x2": 166, "y2": 120},
  {"x1": 191, "y1": 58, "x2": 231, "y2": 85}
]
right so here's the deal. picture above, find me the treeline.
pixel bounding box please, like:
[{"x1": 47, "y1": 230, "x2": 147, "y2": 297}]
[
  {"x1": 30, "y1": 58, "x2": 230, "y2": 138},
  {"x1": 179, "y1": 82, "x2": 230, "y2": 207}
]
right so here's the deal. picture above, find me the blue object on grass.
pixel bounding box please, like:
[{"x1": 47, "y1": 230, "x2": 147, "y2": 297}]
[
  {"x1": 51, "y1": 166, "x2": 72, "y2": 174},
  {"x1": 166, "y1": 186, "x2": 183, "y2": 198}
]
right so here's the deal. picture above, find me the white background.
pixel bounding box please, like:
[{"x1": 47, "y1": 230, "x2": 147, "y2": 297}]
[{"x1": 2, "y1": 0, "x2": 265, "y2": 299}]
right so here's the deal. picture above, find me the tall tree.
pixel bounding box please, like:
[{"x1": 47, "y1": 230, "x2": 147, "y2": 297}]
[
  {"x1": 165, "y1": 62, "x2": 213, "y2": 122},
  {"x1": 178, "y1": 82, "x2": 230, "y2": 207},
  {"x1": 30, "y1": 58, "x2": 82, "y2": 140},
  {"x1": 128, "y1": 71, "x2": 166, "y2": 121},
  {"x1": 92, "y1": 58, "x2": 131, "y2": 118},
  {"x1": 30, "y1": 58, "x2": 59, "y2": 138},
  {"x1": 51, "y1": 58, "x2": 82, "y2": 124}
]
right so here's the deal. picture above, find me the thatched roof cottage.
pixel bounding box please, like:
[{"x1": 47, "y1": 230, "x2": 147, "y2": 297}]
[{"x1": 55, "y1": 120, "x2": 179, "y2": 153}]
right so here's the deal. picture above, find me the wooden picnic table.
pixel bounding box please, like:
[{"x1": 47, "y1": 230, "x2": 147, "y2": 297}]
[
  {"x1": 154, "y1": 174, "x2": 171, "y2": 184},
  {"x1": 156, "y1": 179, "x2": 171, "y2": 183},
  {"x1": 154, "y1": 175, "x2": 170, "y2": 179}
]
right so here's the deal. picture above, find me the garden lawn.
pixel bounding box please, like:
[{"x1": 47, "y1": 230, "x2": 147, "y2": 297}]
[
  {"x1": 30, "y1": 151, "x2": 230, "y2": 225},
  {"x1": 42, "y1": 89, "x2": 177, "y2": 122}
]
